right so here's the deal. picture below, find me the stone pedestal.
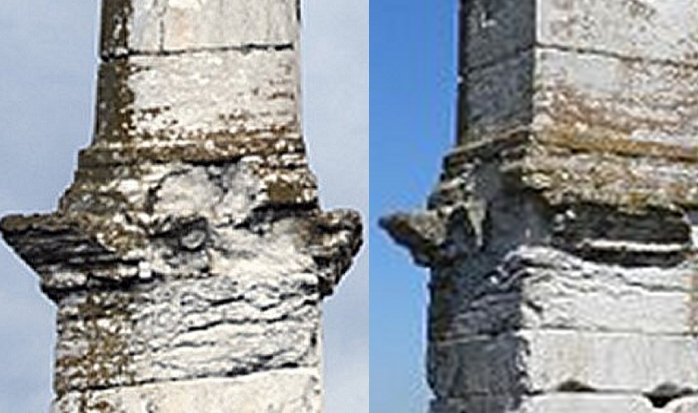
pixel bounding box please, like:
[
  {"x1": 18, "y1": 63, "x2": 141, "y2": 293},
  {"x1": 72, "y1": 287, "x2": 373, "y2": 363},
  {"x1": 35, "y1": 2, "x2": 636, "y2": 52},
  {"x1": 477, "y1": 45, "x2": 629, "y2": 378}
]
[
  {"x1": 382, "y1": 0, "x2": 698, "y2": 411},
  {"x1": 1, "y1": 1, "x2": 361, "y2": 412}
]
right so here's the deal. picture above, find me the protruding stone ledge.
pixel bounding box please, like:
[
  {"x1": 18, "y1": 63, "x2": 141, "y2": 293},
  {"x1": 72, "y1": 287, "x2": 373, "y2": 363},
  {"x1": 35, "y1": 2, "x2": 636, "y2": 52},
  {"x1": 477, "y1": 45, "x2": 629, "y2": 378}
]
[{"x1": 1, "y1": 208, "x2": 361, "y2": 299}]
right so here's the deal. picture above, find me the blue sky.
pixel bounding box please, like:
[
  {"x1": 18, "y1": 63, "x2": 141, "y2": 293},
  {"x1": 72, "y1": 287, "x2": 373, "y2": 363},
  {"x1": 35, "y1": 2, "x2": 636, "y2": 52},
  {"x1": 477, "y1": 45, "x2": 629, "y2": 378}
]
[
  {"x1": 0, "y1": 1, "x2": 367, "y2": 412},
  {"x1": 370, "y1": 1, "x2": 458, "y2": 412}
]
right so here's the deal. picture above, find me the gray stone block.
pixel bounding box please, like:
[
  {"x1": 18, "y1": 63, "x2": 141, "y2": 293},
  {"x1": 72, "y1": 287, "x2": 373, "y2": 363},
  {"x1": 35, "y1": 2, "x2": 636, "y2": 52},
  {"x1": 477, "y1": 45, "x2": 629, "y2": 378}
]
[
  {"x1": 442, "y1": 246, "x2": 698, "y2": 337},
  {"x1": 429, "y1": 330, "x2": 698, "y2": 399}
]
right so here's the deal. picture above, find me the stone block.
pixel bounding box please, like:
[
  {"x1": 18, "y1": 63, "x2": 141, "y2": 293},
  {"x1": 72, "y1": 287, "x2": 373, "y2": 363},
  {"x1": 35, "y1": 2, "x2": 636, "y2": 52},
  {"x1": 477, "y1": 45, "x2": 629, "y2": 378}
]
[
  {"x1": 537, "y1": 0, "x2": 698, "y2": 64},
  {"x1": 441, "y1": 247, "x2": 698, "y2": 337},
  {"x1": 458, "y1": 50, "x2": 533, "y2": 139},
  {"x1": 459, "y1": 0, "x2": 535, "y2": 69},
  {"x1": 54, "y1": 270, "x2": 320, "y2": 394},
  {"x1": 460, "y1": 0, "x2": 698, "y2": 69},
  {"x1": 94, "y1": 48, "x2": 300, "y2": 145},
  {"x1": 101, "y1": 0, "x2": 299, "y2": 57},
  {"x1": 429, "y1": 330, "x2": 698, "y2": 398},
  {"x1": 53, "y1": 369, "x2": 321, "y2": 413},
  {"x1": 533, "y1": 47, "x2": 698, "y2": 145},
  {"x1": 431, "y1": 393, "x2": 660, "y2": 413},
  {"x1": 459, "y1": 47, "x2": 698, "y2": 143}
]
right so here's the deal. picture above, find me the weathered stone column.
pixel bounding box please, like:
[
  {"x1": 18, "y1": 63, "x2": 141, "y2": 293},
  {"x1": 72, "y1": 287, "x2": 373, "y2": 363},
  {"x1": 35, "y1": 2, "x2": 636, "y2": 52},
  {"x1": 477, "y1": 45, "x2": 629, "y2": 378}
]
[
  {"x1": 382, "y1": 1, "x2": 698, "y2": 412},
  {"x1": 1, "y1": 1, "x2": 361, "y2": 412}
]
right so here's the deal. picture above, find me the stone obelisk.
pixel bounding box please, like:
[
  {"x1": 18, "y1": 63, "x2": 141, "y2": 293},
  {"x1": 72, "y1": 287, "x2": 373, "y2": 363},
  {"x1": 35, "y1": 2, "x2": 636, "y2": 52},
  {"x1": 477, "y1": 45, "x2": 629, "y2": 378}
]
[
  {"x1": 382, "y1": 1, "x2": 698, "y2": 412},
  {"x1": 1, "y1": 1, "x2": 361, "y2": 412}
]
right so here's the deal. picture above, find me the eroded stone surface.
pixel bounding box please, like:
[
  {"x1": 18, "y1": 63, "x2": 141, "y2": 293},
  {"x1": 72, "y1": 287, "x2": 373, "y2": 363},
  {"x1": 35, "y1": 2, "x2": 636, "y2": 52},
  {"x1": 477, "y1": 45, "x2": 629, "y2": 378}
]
[
  {"x1": 434, "y1": 246, "x2": 698, "y2": 338},
  {"x1": 461, "y1": 0, "x2": 698, "y2": 69},
  {"x1": 53, "y1": 369, "x2": 321, "y2": 413},
  {"x1": 0, "y1": 1, "x2": 362, "y2": 412},
  {"x1": 430, "y1": 330, "x2": 698, "y2": 398},
  {"x1": 101, "y1": 0, "x2": 299, "y2": 57},
  {"x1": 54, "y1": 268, "x2": 321, "y2": 395},
  {"x1": 94, "y1": 49, "x2": 301, "y2": 146},
  {"x1": 459, "y1": 48, "x2": 698, "y2": 142},
  {"x1": 383, "y1": 1, "x2": 698, "y2": 412}
]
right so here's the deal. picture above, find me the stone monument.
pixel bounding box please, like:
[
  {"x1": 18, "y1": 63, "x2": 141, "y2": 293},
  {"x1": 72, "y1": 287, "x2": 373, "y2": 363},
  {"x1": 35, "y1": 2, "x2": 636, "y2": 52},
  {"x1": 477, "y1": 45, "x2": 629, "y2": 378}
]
[
  {"x1": 1, "y1": 1, "x2": 361, "y2": 411},
  {"x1": 382, "y1": 1, "x2": 698, "y2": 412}
]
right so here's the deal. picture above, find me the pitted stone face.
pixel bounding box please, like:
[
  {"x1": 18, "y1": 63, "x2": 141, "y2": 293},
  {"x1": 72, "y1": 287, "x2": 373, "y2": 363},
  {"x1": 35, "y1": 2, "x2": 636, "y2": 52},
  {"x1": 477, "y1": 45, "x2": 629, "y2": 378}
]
[{"x1": 0, "y1": 1, "x2": 362, "y2": 412}]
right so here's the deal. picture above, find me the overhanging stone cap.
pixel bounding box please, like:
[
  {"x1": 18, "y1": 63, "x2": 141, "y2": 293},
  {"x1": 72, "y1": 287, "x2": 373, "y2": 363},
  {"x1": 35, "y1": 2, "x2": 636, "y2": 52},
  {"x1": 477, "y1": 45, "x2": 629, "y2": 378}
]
[
  {"x1": 444, "y1": 127, "x2": 698, "y2": 211},
  {"x1": 383, "y1": 126, "x2": 698, "y2": 269},
  {"x1": 1, "y1": 207, "x2": 362, "y2": 299}
]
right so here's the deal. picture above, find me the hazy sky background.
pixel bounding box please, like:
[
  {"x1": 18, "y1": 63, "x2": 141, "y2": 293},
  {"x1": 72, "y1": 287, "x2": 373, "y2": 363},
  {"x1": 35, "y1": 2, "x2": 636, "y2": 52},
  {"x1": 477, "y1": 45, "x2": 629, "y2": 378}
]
[
  {"x1": 0, "y1": 1, "x2": 367, "y2": 412},
  {"x1": 370, "y1": 1, "x2": 457, "y2": 412}
]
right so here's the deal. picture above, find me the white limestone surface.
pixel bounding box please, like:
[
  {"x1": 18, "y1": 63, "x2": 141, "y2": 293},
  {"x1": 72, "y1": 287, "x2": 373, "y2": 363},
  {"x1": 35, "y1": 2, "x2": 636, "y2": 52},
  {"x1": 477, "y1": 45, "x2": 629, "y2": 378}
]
[
  {"x1": 460, "y1": 0, "x2": 698, "y2": 69},
  {"x1": 102, "y1": 0, "x2": 299, "y2": 56},
  {"x1": 533, "y1": 48, "x2": 698, "y2": 143},
  {"x1": 537, "y1": 0, "x2": 698, "y2": 64},
  {"x1": 95, "y1": 48, "x2": 300, "y2": 144},
  {"x1": 53, "y1": 368, "x2": 321, "y2": 413},
  {"x1": 460, "y1": 47, "x2": 698, "y2": 140}
]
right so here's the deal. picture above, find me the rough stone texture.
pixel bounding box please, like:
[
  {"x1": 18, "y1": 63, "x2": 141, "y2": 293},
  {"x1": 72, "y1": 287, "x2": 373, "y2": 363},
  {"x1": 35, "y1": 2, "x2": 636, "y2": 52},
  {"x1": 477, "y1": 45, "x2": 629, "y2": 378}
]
[
  {"x1": 383, "y1": 0, "x2": 698, "y2": 412},
  {"x1": 1, "y1": 1, "x2": 361, "y2": 412},
  {"x1": 94, "y1": 49, "x2": 301, "y2": 146},
  {"x1": 101, "y1": 0, "x2": 299, "y2": 57},
  {"x1": 461, "y1": 0, "x2": 698, "y2": 70},
  {"x1": 430, "y1": 393, "x2": 691, "y2": 413},
  {"x1": 53, "y1": 369, "x2": 321, "y2": 413},
  {"x1": 458, "y1": 0, "x2": 698, "y2": 143},
  {"x1": 460, "y1": 48, "x2": 698, "y2": 143},
  {"x1": 432, "y1": 246, "x2": 698, "y2": 338},
  {"x1": 430, "y1": 329, "x2": 698, "y2": 398}
]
